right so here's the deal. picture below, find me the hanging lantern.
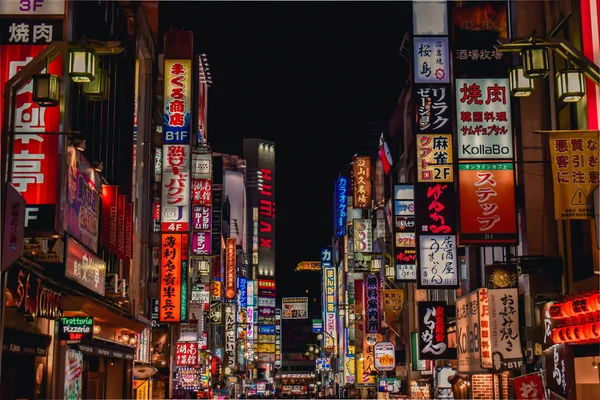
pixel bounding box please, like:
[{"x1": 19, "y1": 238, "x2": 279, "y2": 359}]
[
  {"x1": 83, "y1": 65, "x2": 108, "y2": 101},
  {"x1": 384, "y1": 263, "x2": 395, "y2": 280},
  {"x1": 571, "y1": 297, "x2": 593, "y2": 315},
  {"x1": 552, "y1": 328, "x2": 564, "y2": 344},
  {"x1": 68, "y1": 48, "x2": 97, "y2": 83},
  {"x1": 549, "y1": 303, "x2": 569, "y2": 319},
  {"x1": 508, "y1": 66, "x2": 534, "y2": 97},
  {"x1": 556, "y1": 69, "x2": 586, "y2": 103},
  {"x1": 32, "y1": 73, "x2": 61, "y2": 107},
  {"x1": 521, "y1": 46, "x2": 550, "y2": 79},
  {"x1": 589, "y1": 293, "x2": 600, "y2": 312}
]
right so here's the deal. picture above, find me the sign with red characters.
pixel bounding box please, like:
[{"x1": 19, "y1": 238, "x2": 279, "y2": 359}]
[
  {"x1": 459, "y1": 163, "x2": 517, "y2": 244},
  {"x1": 159, "y1": 233, "x2": 187, "y2": 322},
  {"x1": 161, "y1": 144, "x2": 190, "y2": 232},
  {"x1": 418, "y1": 301, "x2": 449, "y2": 360},
  {"x1": 192, "y1": 178, "x2": 212, "y2": 206},
  {"x1": 175, "y1": 342, "x2": 198, "y2": 366},
  {"x1": 0, "y1": 45, "x2": 61, "y2": 233},
  {"x1": 163, "y1": 60, "x2": 192, "y2": 144},
  {"x1": 513, "y1": 373, "x2": 545, "y2": 400},
  {"x1": 225, "y1": 238, "x2": 236, "y2": 299}
]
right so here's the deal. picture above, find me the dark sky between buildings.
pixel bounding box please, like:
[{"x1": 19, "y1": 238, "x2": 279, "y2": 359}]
[{"x1": 159, "y1": 2, "x2": 411, "y2": 309}]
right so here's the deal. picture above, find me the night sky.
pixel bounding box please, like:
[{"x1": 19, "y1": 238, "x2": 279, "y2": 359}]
[{"x1": 159, "y1": 2, "x2": 411, "y2": 311}]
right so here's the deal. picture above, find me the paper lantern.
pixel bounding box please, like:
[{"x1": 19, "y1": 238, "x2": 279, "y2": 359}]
[
  {"x1": 588, "y1": 293, "x2": 600, "y2": 312},
  {"x1": 572, "y1": 297, "x2": 593, "y2": 315},
  {"x1": 564, "y1": 326, "x2": 576, "y2": 342},
  {"x1": 572, "y1": 325, "x2": 586, "y2": 342},
  {"x1": 549, "y1": 303, "x2": 569, "y2": 319},
  {"x1": 552, "y1": 328, "x2": 565, "y2": 344}
]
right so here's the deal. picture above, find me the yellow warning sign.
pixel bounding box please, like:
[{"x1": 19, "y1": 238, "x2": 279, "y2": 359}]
[{"x1": 549, "y1": 130, "x2": 599, "y2": 220}]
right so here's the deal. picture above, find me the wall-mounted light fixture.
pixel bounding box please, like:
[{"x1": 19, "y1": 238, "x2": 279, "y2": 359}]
[
  {"x1": 508, "y1": 66, "x2": 534, "y2": 97},
  {"x1": 68, "y1": 48, "x2": 97, "y2": 83},
  {"x1": 32, "y1": 72, "x2": 61, "y2": 107}
]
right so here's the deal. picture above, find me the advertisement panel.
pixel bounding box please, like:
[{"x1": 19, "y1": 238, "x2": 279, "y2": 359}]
[
  {"x1": 175, "y1": 342, "x2": 198, "y2": 366},
  {"x1": 334, "y1": 176, "x2": 348, "y2": 238},
  {"x1": 459, "y1": 163, "x2": 517, "y2": 244},
  {"x1": 373, "y1": 342, "x2": 395, "y2": 371},
  {"x1": 548, "y1": 130, "x2": 599, "y2": 219},
  {"x1": 352, "y1": 156, "x2": 372, "y2": 208},
  {"x1": 488, "y1": 288, "x2": 523, "y2": 371},
  {"x1": 513, "y1": 373, "x2": 545, "y2": 400},
  {"x1": 323, "y1": 266, "x2": 337, "y2": 350},
  {"x1": 64, "y1": 349, "x2": 83, "y2": 400},
  {"x1": 159, "y1": 233, "x2": 187, "y2": 322},
  {"x1": 417, "y1": 134, "x2": 453, "y2": 182},
  {"x1": 101, "y1": 185, "x2": 118, "y2": 253},
  {"x1": 353, "y1": 219, "x2": 372, "y2": 253},
  {"x1": 225, "y1": 305, "x2": 237, "y2": 369},
  {"x1": 257, "y1": 148, "x2": 276, "y2": 275},
  {"x1": 415, "y1": 182, "x2": 456, "y2": 235},
  {"x1": 394, "y1": 185, "x2": 416, "y2": 281},
  {"x1": 455, "y1": 290, "x2": 485, "y2": 373},
  {"x1": 282, "y1": 297, "x2": 309, "y2": 319},
  {"x1": 192, "y1": 178, "x2": 212, "y2": 206},
  {"x1": 1, "y1": 44, "x2": 61, "y2": 233},
  {"x1": 382, "y1": 289, "x2": 404, "y2": 328},
  {"x1": 161, "y1": 144, "x2": 190, "y2": 232},
  {"x1": 192, "y1": 205, "x2": 211, "y2": 231},
  {"x1": 65, "y1": 237, "x2": 106, "y2": 296},
  {"x1": 225, "y1": 238, "x2": 236, "y2": 299},
  {"x1": 417, "y1": 302, "x2": 449, "y2": 359},
  {"x1": 456, "y1": 78, "x2": 513, "y2": 159},
  {"x1": 415, "y1": 84, "x2": 452, "y2": 134},
  {"x1": 418, "y1": 235, "x2": 458, "y2": 288},
  {"x1": 224, "y1": 170, "x2": 246, "y2": 247},
  {"x1": 365, "y1": 274, "x2": 380, "y2": 334},
  {"x1": 163, "y1": 59, "x2": 192, "y2": 144},
  {"x1": 414, "y1": 37, "x2": 450, "y2": 84}
]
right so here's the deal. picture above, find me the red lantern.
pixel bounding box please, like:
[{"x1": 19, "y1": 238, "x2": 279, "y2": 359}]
[
  {"x1": 572, "y1": 325, "x2": 586, "y2": 342},
  {"x1": 564, "y1": 325, "x2": 577, "y2": 342},
  {"x1": 572, "y1": 297, "x2": 592, "y2": 315},
  {"x1": 552, "y1": 327, "x2": 566, "y2": 344},
  {"x1": 588, "y1": 293, "x2": 600, "y2": 312},
  {"x1": 549, "y1": 303, "x2": 569, "y2": 319}
]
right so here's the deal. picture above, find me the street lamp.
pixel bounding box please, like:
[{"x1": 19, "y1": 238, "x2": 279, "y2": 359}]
[
  {"x1": 68, "y1": 48, "x2": 97, "y2": 83},
  {"x1": 508, "y1": 66, "x2": 534, "y2": 97},
  {"x1": 556, "y1": 68, "x2": 586, "y2": 103},
  {"x1": 521, "y1": 45, "x2": 550, "y2": 79},
  {"x1": 83, "y1": 64, "x2": 109, "y2": 101},
  {"x1": 32, "y1": 73, "x2": 61, "y2": 107}
]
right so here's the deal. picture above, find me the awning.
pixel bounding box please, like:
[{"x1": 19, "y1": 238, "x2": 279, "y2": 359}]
[
  {"x1": 76, "y1": 338, "x2": 136, "y2": 360},
  {"x1": 63, "y1": 294, "x2": 148, "y2": 333},
  {"x1": 3, "y1": 327, "x2": 52, "y2": 357}
]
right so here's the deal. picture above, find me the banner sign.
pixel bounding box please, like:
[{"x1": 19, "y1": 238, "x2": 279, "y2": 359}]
[
  {"x1": 101, "y1": 185, "x2": 118, "y2": 253},
  {"x1": 548, "y1": 130, "x2": 599, "y2": 219},
  {"x1": 159, "y1": 233, "x2": 187, "y2": 322},
  {"x1": 225, "y1": 305, "x2": 237, "y2": 369},
  {"x1": 458, "y1": 163, "x2": 518, "y2": 244},
  {"x1": 488, "y1": 288, "x2": 523, "y2": 371},
  {"x1": 365, "y1": 274, "x2": 380, "y2": 334},
  {"x1": 65, "y1": 237, "x2": 106, "y2": 296},
  {"x1": 161, "y1": 144, "x2": 190, "y2": 232},
  {"x1": 1, "y1": 45, "x2": 61, "y2": 233},
  {"x1": 163, "y1": 59, "x2": 192, "y2": 144},
  {"x1": 418, "y1": 235, "x2": 458, "y2": 288},
  {"x1": 225, "y1": 238, "x2": 236, "y2": 299},
  {"x1": 456, "y1": 78, "x2": 513, "y2": 160},
  {"x1": 282, "y1": 297, "x2": 309, "y2": 319},
  {"x1": 417, "y1": 302, "x2": 449, "y2": 359},
  {"x1": 513, "y1": 373, "x2": 545, "y2": 400},
  {"x1": 417, "y1": 133, "x2": 454, "y2": 182},
  {"x1": 175, "y1": 342, "x2": 198, "y2": 366},
  {"x1": 64, "y1": 146, "x2": 101, "y2": 253},
  {"x1": 191, "y1": 231, "x2": 211, "y2": 255},
  {"x1": 352, "y1": 156, "x2": 372, "y2": 208},
  {"x1": 354, "y1": 219, "x2": 373, "y2": 253},
  {"x1": 394, "y1": 185, "x2": 416, "y2": 281},
  {"x1": 193, "y1": 205, "x2": 211, "y2": 231},
  {"x1": 323, "y1": 266, "x2": 337, "y2": 349},
  {"x1": 192, "y1": 178, "x2": 212, "y2": 206},
  {"x1": 414, "y1": 37, "x2": 450, "y2": 83},
  {"x1": 415, "y1": 182, "x2": 456, "y2": 235}
]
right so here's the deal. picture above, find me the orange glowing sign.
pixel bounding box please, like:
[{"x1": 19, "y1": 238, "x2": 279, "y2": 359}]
[
  {"x1": 295, "y1": 261, "x2": 321, "y2": 272},
  {"x1": 159, "y1": 233, "x2": 185, "y2": 322},
  {"x1": 225, "y1": 238, "x2": 237, "y2": 299},
  {"x1": 353, "y1": 156, "x2": 372, "y2": 208}
]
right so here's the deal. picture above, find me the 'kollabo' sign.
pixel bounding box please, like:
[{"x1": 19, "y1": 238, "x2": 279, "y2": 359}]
[{"x1": 58, "y1": 316, "x2": 94, "y2": 341}]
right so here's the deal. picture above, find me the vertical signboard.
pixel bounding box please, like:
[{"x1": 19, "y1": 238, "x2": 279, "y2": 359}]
[
  {"x1": 159, "y1": 233, "x2": 187, "y2": 322},
  {"x1": 417, "y1": 302, "x2": 449, "y2": 360},
  {"x1": 334, "y1": 176, "x2": 348, "y2": 238},
  {"x1": 275, "y1": 308, "x2": 282, "y2": 369},
  {"x1": 352, "y1": 156, "x2": 372, "y2": 208},
  {"x1": 257, "y1": 156, "x2": 275, "y2": 276},
  {"x1": 163, "y1": 59, "x2": 192, "y2": 144},
  {"x1": 0, "y1": 45, "x2": 61, "y2": 233},
  {"x1": 488, "y1": 288, "x2": 523, "y2": 371},
  {"x1": 323, "y1": 265, "x2": 337, "y2": 350},
  {"x1": 455, "y1": 290, "x2": 484, "y2": 373},
  {"x1": 224, "y1": 304, "x2": 237, "y2": 370},
  {"x1": 365, "y1": 274, "x2": 380, "y2": 334},
  {"x1": 458, "y1": 163, "x2": 518, "y2": 244},
  {"x1": 413, "y1": 37, "x2": 450, "y2": 84},
  {"x1": 161, "y1": 144, "x2": 190, "y2": 232},
  {"x1": 394, "y1": 185, "x2": 416, "y2": 281},
  {"x1": 225, "y1": 238, "x2": 236, "y2": 299},
  {"x1": 415, "y1": 85, "x2": 453, "y2": 135},
  {"x1": 101, "y1": 185, "x2": 118, "y2": 253},
  {"x1": 353, "y1": 219, "x2": 372, "y2": 253}
]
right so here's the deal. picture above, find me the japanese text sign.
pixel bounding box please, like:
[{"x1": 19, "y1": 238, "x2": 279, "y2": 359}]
[
  {"x1": 365, "y1": 274, "x2": 380, "y2": 334},
  {"x1": 224, "y1": 305, "x2": 237, "y2": 368},
  {"x1": 382, "y1": 289, "x2": 404, "y2": 326},
  {"x1": 161, "y1": 144, "x2": 190, "y2": 232},
  {"x1": 225, "y1": 238, "x2": 237, "y2": 299},
  {"x1": 323, "y1": 266, "x2": 336, "y2": 350},
  {"x1": 415, "y1": 182, "x2": 456, "y2": 235},
  {"x1": 282, "y1": 297, "x2": 309, "y2": 320},
  {"x1": 418, "y1": 302, "x2": 449, "y2": 360},
  {"x1": 548, "y1": 130, "x2": 599, "y2": 219},
  {"x1": 0, "y1": 20, "x2": 62, "y2": 43},
  {"x1": 0, "y1": 0, "x2": 65, "y2": 15},
  {"x1": 544, "y1": 344, "x2": 573, "y2": 399},
  {"x1": 192, "y1": 178, "x2": 212, "y2": 206},
  {"x1": 192, "y1": 205, "x2": 211, "y2": 231},
  {"x1": 414, "y1": 37, "x2": 449, "y2": 83},
  {"x1": 456, "y1": 78, "x2": 513, "y2": 159},
  {"x1": 352, "y1": 156, "x2": 372, "y2": 208},
  {"x1": 417, "y1": 134, "x2": 454, "y2": 182},
  {"x1": 513, "y1": 373, "x2": 545, "y2": 400},
  {"x1": 354, "y1": 219, "x2": 373, "y2": 253},
  {"x1": 478, "y1": 288, "x2": 493, "y2": 368},
  {"x1": 191, "y1": 231, "x2": 211, "y2": 255},
  {"x1": 65, "y1": 237, "x2": 106, "y2": 296},
  {"x1": 488, "y1": 288, "x2": 523, "y2": 371},
  {"x1": 394, "y1": 185, "x2": 416, "y2": 281},
  {"x1": 459, "y1": 163, "x2": 517, "y2": 244},
  {"x1": 163, "y1": 59, "x2": 192, "y2": 144},
  {"x1": 175, "y1": 342, "x2": 198, "y2": 366},
  {"x1": 415, "y1": 85, "x2": 452, "y2": 134},
  {"x1": 1, "y1": 45, "x2": 61, "y2": 233},
  {"x1": 373, "y1": 342, "x2": 395, "y2": 371},
  {"x1": 334, "y1": 176, "x2": 348, "y2": 238},
  {"x1": 159, "y1": 233, "x2": 187, "y2": 322},
  {"x1": 418, "y1": 235, "x2": 458, "y2": 288}
]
